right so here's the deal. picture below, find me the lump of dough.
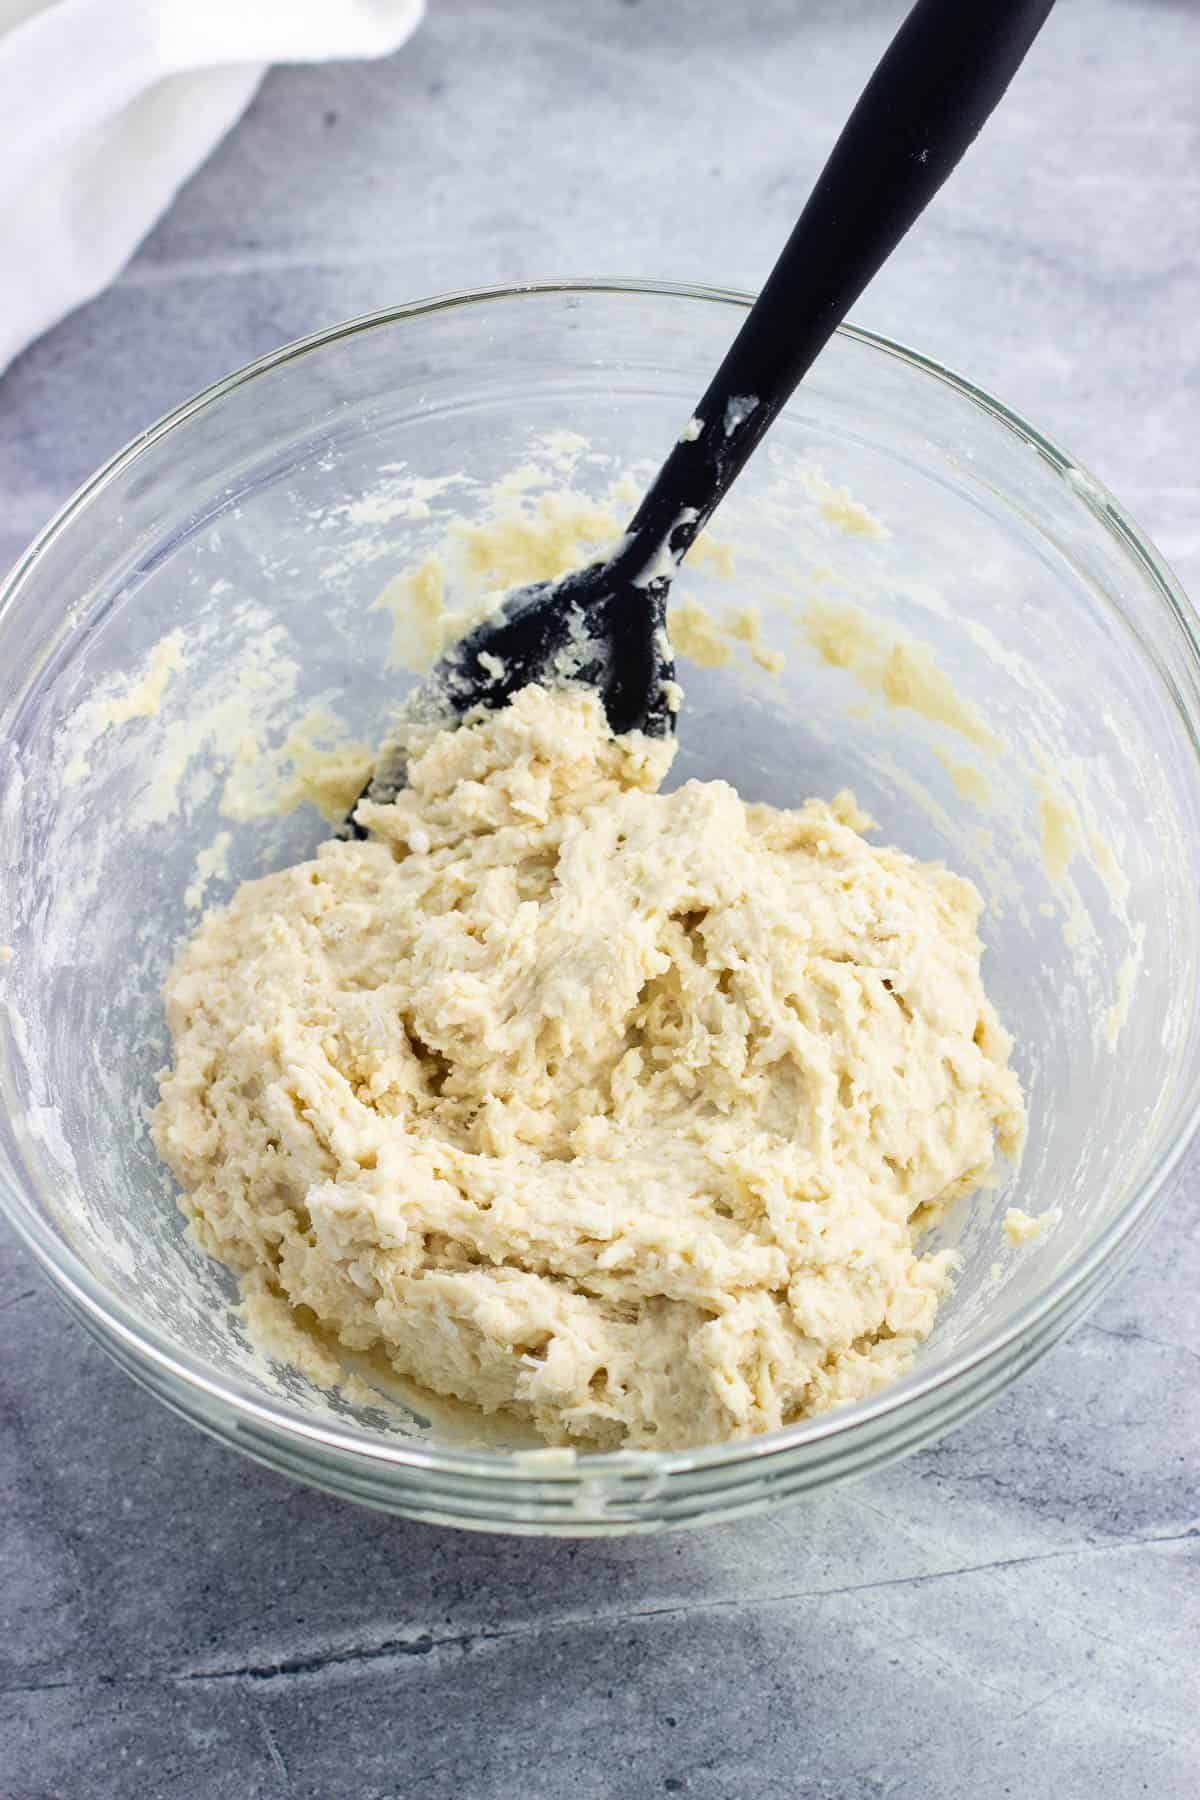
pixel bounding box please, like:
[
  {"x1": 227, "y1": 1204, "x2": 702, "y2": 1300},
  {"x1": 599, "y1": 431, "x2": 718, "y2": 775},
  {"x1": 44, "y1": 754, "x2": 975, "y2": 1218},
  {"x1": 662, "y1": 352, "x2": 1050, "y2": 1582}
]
[{"x1": 153, "y1": 684, "x2": 1024, "y2": 1451}]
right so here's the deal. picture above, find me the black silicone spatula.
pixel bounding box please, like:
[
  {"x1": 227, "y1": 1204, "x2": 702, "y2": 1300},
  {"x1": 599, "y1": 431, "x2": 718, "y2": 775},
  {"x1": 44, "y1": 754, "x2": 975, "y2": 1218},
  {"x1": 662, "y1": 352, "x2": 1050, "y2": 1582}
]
[{"x1": 352, "y1": 0, "x2": 1054, "y2": 825}]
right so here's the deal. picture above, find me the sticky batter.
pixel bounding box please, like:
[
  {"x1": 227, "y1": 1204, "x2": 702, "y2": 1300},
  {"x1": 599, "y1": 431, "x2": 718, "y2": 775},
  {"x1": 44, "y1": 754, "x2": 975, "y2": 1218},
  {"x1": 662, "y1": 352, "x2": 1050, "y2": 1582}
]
[{"x1": 153, "y1": 684, "x2": 1024, "y2": 1450}]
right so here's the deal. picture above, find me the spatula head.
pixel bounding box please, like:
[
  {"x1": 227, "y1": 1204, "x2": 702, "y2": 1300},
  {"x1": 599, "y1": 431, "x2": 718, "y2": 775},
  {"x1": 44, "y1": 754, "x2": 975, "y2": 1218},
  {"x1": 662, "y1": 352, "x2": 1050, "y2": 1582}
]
[{"x1": 346, "y1": 561, "x2": 677, "y2": 831}]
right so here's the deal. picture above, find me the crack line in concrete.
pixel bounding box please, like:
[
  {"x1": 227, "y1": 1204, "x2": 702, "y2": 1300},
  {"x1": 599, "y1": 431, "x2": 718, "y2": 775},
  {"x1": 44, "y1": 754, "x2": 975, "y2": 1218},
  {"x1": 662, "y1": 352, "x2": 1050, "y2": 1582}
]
[{"x1": 1, "y1": 1524, "x2": 1194, "y2": 1700}]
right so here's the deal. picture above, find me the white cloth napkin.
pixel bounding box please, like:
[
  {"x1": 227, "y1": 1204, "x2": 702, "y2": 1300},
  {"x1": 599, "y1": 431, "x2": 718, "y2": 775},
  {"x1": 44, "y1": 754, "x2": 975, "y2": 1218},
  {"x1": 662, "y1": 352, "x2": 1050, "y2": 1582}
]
[{"x1": 0, "y1": 0, "x2": 425, "y2": 374}]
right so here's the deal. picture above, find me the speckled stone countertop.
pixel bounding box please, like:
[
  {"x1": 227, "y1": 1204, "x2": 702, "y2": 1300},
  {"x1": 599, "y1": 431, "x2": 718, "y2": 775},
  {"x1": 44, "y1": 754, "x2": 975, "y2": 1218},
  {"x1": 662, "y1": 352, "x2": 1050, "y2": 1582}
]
[{"x1": 2, "y1": 3, "x2": 1197, "y2": 1795}]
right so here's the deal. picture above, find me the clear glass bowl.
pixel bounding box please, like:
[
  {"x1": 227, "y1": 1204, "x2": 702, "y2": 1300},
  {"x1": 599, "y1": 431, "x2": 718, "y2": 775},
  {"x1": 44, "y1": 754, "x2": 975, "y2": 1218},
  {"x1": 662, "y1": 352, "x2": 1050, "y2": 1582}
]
[{"x1": 2, "y1": 281, "x2": 1198, "y2": 1535}]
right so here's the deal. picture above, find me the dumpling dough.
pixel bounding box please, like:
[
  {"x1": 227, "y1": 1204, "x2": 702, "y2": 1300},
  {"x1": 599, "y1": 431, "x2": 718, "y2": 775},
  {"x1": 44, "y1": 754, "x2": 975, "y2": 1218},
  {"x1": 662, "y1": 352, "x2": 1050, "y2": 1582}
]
[{"x1": 153, "y1": 684, "x2": 1024, "y2": 1450}]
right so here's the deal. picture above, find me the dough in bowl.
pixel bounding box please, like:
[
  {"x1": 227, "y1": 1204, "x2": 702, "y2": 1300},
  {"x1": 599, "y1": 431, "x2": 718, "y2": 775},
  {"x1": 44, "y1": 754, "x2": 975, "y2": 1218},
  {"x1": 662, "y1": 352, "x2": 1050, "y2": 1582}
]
[{"x1": 152, "y1": 683, "x2": 1024, "y2": 1450}]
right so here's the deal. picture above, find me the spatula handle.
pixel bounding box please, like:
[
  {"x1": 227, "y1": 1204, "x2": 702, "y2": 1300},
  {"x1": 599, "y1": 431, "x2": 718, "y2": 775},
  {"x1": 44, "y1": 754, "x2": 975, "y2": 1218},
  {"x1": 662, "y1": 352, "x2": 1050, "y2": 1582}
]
[{"x1": 617, "y1": 0, "x2": 1056, "y2": 578}]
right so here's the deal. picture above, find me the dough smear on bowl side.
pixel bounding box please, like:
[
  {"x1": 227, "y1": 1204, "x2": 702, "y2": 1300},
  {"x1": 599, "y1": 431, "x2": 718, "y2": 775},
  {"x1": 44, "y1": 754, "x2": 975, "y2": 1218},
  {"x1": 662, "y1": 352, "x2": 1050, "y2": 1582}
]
[{"x1": 152, "y1": 683, "x2": 1024, "y2": 1451}]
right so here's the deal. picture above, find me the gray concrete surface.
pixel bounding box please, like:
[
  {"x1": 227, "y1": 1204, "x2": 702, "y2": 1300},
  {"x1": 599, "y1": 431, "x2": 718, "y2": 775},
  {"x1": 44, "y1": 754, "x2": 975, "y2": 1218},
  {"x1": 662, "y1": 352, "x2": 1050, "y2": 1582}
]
[{"x1": 1, "y1": 2, "x2": 1197, "y2": 1795}]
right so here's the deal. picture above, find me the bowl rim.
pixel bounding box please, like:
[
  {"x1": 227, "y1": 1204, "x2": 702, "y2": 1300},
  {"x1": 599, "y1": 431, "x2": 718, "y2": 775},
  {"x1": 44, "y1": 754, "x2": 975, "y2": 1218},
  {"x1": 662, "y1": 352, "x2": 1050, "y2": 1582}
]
[{"x1": 3, "y1": 275, "x2": 1200, "y2": 1490}]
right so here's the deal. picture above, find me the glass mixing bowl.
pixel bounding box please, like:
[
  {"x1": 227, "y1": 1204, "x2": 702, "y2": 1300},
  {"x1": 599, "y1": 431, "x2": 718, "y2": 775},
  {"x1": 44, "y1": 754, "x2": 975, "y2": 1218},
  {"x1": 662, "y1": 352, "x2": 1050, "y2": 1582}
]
[{"x1": 2, "y1": 282, "x2": 1198, "y2": 1535}]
